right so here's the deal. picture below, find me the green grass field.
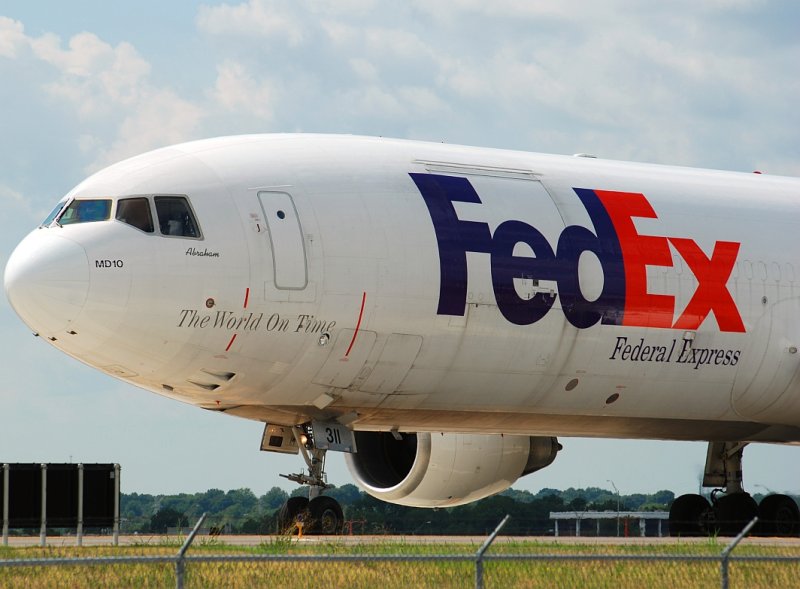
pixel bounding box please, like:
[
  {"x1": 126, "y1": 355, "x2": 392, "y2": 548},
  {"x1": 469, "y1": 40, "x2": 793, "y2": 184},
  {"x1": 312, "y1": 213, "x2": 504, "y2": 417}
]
[{"x1": 1, "y1": 539, "x2": 799, "y2": 588}]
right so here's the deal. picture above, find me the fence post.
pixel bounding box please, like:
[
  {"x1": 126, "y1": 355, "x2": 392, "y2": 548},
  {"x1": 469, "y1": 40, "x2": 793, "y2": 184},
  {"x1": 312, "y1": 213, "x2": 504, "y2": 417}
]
[
  {"x1": 475, "y1": 515, "x2": 510, "y2": 589},
  {"x1": 2, "y1": 464, "x2": 8, "y2": 546},
  {"x1": 113, "y1": 464, "x2": 121, "y2": 546},
  {"x1": 720, "y1": 516, "x2": 758, "y2": 589},
  {"x1": 39, "y1": 464, "x2": 46, "y2": 547},
  {"x1": 77, "y1": 464, "x2": 84, "y2": 547},
  {"x1": 175, "y1": 513, "x2": 207, "y2": 589}
]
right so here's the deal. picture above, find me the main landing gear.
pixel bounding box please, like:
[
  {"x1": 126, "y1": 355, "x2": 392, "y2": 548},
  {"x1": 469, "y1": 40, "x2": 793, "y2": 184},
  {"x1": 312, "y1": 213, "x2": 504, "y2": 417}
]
[
  {"x1": 669, "y1": 442, "x2": 800, "y2": 537},
  {"x1": 274, "y1": 424, "x2": 344, "y2": 535}
]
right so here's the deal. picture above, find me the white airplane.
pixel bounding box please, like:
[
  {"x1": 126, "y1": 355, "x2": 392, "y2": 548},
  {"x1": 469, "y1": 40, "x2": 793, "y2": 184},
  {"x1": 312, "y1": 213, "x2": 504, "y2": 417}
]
[{"x1": 5, "y1": 134, "x2": 800, "y2": 536}]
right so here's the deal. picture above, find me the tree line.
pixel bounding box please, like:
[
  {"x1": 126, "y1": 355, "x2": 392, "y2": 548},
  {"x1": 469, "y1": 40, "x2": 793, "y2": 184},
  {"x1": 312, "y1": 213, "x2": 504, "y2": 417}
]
[{"x1": 122, "y1": 485, "x2": 680, "y2": 535}]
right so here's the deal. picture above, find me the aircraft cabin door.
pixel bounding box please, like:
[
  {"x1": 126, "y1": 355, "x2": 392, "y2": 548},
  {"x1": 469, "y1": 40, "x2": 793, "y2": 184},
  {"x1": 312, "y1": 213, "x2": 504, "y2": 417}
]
[{"x1": 258, "y1": 191, "x2": 308, "y2": 289}]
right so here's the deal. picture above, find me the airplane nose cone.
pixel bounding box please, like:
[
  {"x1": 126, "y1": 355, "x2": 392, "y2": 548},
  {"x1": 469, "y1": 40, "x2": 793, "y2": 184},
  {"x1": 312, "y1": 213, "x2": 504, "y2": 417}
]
[{"x1": 4, "y1": 232, "x2": 90, "y2": 334}]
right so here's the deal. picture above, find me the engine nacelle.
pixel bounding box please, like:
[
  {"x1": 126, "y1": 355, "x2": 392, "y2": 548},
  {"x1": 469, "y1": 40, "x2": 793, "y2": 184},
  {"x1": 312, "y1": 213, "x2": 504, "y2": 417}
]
[{"x1": 344, "y1": 432, "x2": 560, "y2": 508}]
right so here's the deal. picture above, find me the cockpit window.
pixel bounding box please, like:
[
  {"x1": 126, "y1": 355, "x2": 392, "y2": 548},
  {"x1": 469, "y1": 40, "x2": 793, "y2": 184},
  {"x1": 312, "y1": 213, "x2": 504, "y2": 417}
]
[
  {"x1": 41, "y1": 198, "x2": 68, "y2": 227},
  {"x1": 154, "y1": 196, "x2": 201, "y2": 238},
  {"x1": 116, "y1": 197, "x2": 154, "y2": 233},
  {"x1": 58, "y1": 199, "x2": 112, "y2": 225}
]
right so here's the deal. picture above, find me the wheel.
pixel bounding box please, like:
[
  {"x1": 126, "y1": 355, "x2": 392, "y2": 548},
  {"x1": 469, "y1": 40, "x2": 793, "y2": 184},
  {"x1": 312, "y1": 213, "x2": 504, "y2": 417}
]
[
  {"x1": 758, "y1": 494, "x2": 800, "y2": 537},
  {"x1": 714, "y1": 493, "x2": 759, "y2": 536},
  {"x1": 277, "y1": 496, "x2": 309, "y2": 534},
  {"x1": 669, "y1": 494, "x2": 712, "y2": 537},
  {"x1": 307, "y1": 496, "x2": 344, "y2": 535}
]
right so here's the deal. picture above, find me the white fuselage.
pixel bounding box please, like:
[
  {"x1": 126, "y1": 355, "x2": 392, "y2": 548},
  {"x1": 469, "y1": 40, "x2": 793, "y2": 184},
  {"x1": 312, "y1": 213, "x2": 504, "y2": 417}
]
[{"x1": 6, "y1": 135, "x2": 800, "y2": 443}]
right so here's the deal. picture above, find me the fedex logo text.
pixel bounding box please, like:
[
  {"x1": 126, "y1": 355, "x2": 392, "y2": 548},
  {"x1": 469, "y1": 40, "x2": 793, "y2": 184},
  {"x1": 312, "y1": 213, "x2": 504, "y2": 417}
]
[{"x1": 412, "y1": 173, "x2": 745, "y2": 332}]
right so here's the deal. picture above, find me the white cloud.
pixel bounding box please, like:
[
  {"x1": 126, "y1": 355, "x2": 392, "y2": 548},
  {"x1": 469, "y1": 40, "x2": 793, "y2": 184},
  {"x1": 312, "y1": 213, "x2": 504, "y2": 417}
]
[
  {"x1": 397, "y1": 85, "x2": 450, "y2": 115},
  {"x1": 0, "y1": 183, "x2": 46, "y2": 222},
  {"x1": 0, "y1": 24, "x2": 205, "y2": 171},
  {"x1": 0, "y1": 183, "x2": 25, "y2": 206},
  {"x1": 409, "y1": 0, "x2": 574, "y2": 21},
  {"x1": 349, "y1": 57, "x2": 378, "y2": 81},
  {"x1": 196, "y1": 0, "x2": 305, "y2": 45},
  {"x1": 212, "y1": 60, "x2": 274, "y2": 120},
  {"x1": 33, "y1": 32, "x2": 115, "y2": 76},
  {"x1": 0, "y1": 16, "x2": 27, "y2": 58},
  {"x1": 321, "y1": 20, "x2": 358, "y2": 46},
  {"x1": 1, "y1": 1, "x2": 797, "y2": 181},
  {"x1": 310, "y1": 0, "x2": 377, "y2": 14},
  {"x1": 187, "y1": 1, "x2": 798, "y2": 171},
  {"x1": 90, "y1": 89, "x2": 205, "y2": 172},
  {"x1": 31, "y1": 32, "x2": 150, "y2": 117},
  {"x1": 340, "y1": 85, "x2": 405, "y2": 118},
  {"x1": 414, "y1": 0, "x2": 765, "y2": 21},
  {"x1": 196, "y1": 0, "x2": 383, "y2": 45},
  {"x1": 362, "y1": 27, "x2": 433, "y2": 61},
  {"x1": 698, "y1": 0, "x2": 765, "y2": 8}
]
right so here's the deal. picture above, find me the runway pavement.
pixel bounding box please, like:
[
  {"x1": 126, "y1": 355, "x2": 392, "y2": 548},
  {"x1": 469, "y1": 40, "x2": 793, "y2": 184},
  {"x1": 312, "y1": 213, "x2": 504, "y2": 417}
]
[{"x1": 5, "y1": 533, "x2": 800, "y2": 548}]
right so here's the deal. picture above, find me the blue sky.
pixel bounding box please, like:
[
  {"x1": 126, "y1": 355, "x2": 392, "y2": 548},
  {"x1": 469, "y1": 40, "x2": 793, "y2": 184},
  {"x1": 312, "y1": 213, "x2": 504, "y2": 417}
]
[{"x1": 1, "y1": 0, "x2": 799, "y2": 497}]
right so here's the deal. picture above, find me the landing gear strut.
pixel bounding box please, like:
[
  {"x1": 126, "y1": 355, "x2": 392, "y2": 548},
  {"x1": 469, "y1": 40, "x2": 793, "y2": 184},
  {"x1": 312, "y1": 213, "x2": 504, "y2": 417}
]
[
  {"x1": 275, "y1": 424, "x2": 344, "y2": 535},
  {"x1": 669, "y1": 442, "x2": 799, "y2": 537}
]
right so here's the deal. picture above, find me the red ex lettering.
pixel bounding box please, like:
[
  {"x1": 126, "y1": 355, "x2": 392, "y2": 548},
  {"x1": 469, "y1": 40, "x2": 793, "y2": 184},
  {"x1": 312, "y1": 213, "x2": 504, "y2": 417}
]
[{"x1": 595, "y1": 190, "x2": 745, "y2": 333}]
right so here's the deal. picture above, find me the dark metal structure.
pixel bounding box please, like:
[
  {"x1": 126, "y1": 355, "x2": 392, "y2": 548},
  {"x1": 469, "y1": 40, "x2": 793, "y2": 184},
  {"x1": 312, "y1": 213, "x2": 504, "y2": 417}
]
[{"x1": 1, "y1": 463, "x2": 120, "y2": 546}]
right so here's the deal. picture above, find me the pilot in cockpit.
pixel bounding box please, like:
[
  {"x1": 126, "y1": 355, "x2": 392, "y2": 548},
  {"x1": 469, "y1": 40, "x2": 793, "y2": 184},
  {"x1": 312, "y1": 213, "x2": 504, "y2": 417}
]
[{"x1": 116, "y1": 198, "x2": 154, "y2": 233}]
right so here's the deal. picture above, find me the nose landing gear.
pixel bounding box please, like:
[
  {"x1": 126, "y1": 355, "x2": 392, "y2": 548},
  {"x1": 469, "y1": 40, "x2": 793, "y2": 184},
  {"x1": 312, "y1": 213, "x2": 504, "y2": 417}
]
[{"x1": 271, "y1": 424, "x2": 345, "y2": 535}]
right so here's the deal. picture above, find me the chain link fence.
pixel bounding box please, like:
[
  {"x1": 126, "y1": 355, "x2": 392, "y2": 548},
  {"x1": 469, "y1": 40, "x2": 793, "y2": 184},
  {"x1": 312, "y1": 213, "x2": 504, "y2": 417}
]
[{"x1": 2, "y1": 515, "x2": 799, "y2": 588}]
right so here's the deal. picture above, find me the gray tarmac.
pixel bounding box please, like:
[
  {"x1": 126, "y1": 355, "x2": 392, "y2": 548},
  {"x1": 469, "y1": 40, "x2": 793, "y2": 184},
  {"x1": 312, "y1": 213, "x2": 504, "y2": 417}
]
[{"x1": 4, "y1": 534, "x2": 800, "y2": 548}]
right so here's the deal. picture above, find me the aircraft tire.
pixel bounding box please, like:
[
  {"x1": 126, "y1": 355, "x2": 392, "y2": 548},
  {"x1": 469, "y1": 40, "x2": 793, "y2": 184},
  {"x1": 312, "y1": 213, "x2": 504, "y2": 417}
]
[
  {"x1": 669, "y1": 494, "x2": 712, "y2": 537},
  {"x1": 714, "y1": 493, "x2": 758, "y2": 536},
  {"x1": 758, "y1": 494, "x2": 800, "y2": 537},
  {"x1": 277, "y1": 496, "x2": 309, "y2": 534},
  {"x1": 308, "y1": 496, "x2": 344, "y2": 535}
]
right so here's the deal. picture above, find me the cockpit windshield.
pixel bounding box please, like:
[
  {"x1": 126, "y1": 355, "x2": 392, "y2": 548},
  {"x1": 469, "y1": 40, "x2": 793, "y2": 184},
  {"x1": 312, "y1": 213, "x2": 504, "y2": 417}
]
[
  {"x1": 58, "y1": 199, "x2": 112, "y2": 225},
  {"x1": 38, "y1": 195, "x2": 201, "y2": 238},
  {"x1": 155, "y1": 196, "x2": 201, "y2": 238},
  {"x1": 40, "y1": 198, "x2": 68, "y2": 227},
  {"x1": 116, "y1": 197, "x2": 154, "y2": 233}
]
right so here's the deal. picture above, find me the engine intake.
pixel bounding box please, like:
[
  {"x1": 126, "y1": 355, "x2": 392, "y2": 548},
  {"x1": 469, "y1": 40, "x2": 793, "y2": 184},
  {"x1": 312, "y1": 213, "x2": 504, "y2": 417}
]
[{"x1": 345, "y1": 432, "x2": 559, "y2": 508}]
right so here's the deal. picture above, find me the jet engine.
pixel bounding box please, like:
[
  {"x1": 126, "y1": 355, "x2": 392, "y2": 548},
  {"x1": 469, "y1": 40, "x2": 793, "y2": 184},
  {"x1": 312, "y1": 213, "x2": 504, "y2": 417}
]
[{"x1": 344, "y1": 432, "x2": 560, "y2": 508}]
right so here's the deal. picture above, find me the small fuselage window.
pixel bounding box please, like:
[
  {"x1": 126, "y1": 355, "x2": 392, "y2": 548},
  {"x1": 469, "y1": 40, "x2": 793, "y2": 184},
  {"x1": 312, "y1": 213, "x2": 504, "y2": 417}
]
[
  {"x1": 58, "y1": 199, "x2": 112, "y2": 225},
  {"x1": 155, "y1": 196, "x2": 201, "y2": 238},
  {"x1": 116, "y1": 197, "x2": 154, "y2": 233}
]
